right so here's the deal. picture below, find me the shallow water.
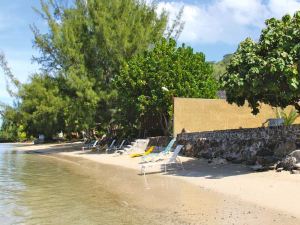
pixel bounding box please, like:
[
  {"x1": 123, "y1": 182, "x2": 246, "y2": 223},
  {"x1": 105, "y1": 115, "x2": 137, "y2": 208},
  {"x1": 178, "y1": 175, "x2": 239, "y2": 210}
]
[
  {"x1": 0, "y1": 144, "x2": 187, "y2": 225},
  {"x1": 2, "y1": 144, "x2": 300, "y2": 225}
]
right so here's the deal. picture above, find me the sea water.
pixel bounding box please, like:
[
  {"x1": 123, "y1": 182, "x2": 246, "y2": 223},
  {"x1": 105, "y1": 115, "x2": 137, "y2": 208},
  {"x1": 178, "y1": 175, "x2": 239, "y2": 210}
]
[{"x1": 0, "y1": 144, "x2": 177, "y2": 225}]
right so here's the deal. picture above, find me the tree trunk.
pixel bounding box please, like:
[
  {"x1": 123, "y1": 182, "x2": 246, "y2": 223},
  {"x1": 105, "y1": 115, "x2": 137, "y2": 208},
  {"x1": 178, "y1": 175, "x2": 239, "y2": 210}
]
[{"x1": 159, "y1": 113, "x2": 170, "y2": 136}]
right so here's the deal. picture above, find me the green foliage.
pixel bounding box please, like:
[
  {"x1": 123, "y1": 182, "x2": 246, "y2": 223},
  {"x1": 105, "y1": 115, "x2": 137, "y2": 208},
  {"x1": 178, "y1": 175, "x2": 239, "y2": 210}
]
[
  {"x1": 18, "y1": 74, "x2": 66, "y2": 138},
  {"x1": 212, "y1": 54, "x2": 232, "y2": 80},
  {"x1": 31, "y1": 0, "x2": 168, "y2": 133},
  {"x1": 275, "y1": 108, "x2": 299, "y2": 125},
  {"x1": 0, "y1": 52, "x2": 20, "y2": 97},
  {"x1": 115, "y1": 38, "x2": 218, "y2": 136},
  {"x1": 221, "y1": 12, "x2": 300, "y2": 114},
  {"x1": 0, "y1": 105, "x2": 21, "y2": 142},
  {"x1": 1, "y1": 1, "x2": 188, "y2": 140}
]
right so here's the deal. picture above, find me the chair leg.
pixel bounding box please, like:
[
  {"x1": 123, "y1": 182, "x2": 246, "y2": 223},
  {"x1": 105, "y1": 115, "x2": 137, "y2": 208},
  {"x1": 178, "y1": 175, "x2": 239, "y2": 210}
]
[{"x1": 177, "y1": 158, "x2": 184, "y2": 170}]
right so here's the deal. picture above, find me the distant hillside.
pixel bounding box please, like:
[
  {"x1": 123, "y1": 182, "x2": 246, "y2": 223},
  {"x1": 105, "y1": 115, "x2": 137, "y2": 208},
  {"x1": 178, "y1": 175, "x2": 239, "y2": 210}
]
[{"x1": 211, "y1": 54, "x2": 233, "y2": 80}]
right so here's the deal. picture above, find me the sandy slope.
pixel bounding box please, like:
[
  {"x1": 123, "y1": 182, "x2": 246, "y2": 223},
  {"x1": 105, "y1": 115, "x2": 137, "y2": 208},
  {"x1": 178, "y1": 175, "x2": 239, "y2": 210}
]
[{"x1": 15, "y1": 142, "x2": 300, "y2": 224}]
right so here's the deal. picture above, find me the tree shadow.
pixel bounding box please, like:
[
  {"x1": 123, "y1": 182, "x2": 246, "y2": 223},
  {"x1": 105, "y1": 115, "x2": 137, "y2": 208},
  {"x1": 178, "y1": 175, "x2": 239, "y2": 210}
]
[{"x1": 140, "y1": 158, "x2": 254, "y2": 179}]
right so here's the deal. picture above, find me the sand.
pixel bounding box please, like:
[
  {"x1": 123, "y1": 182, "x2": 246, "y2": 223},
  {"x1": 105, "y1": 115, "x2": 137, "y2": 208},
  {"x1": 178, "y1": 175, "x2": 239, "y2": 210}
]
[{"x1": 14, "y1": 142, "x2": 300, "y2": 225}]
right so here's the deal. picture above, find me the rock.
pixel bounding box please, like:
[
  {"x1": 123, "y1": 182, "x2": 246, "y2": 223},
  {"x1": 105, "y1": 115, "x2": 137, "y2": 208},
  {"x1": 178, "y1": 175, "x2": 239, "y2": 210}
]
[
  {"x1": 268, "y1": 165, "x2": 276, "y2": 170},
  {"x1": 175, "y1": 125, "x2": 300, "y2": 166},
  {"x1": 281, "y1": 156, "x2": 297, "y2": 171},
  {"x1": 251, "y1": 164, "x2": 263, "y2": 171},
  {"x1": 201, "y1": 152, "x2": 213, "y2": 159},
  {"x1": 276, "y1": 168, "x2": 283, "y2": 172},
  {"x1": 291, "y1": 170, "x2": 300, "y2": 174},
  {"x1": 256, "y1": 156, "x2": 278, "y2": 166},
  {"x1": 294, "y1": 163, "x2": 300, "y2": 169},
  {"x1": 274, "y1": 140, "x2": 297, "y2": 157},
  {"x1": 251, "y1": 164, "x2": 270, "y2": 172},
  {"x1": 256, "y1": 148, "x2": 274, "y2": 157},
  {"x1": 289, "y1": 150, "x2": 300, "y2": 162},
  {"x1": 211, "y1": 158, "x2": 227, "y2": 165}
]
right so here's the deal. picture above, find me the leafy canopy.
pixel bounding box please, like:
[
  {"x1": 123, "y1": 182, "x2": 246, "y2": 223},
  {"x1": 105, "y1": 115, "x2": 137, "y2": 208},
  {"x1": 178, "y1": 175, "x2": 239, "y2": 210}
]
[
  {"x1": 19, "y1": 74, "x2": 66, "y2": 138},
  {"x1": 221, "y1": 12, "x2": 300, "y2": 114},
  {"x1": 31, "y1": 0, "x2": 168, "y2": 133},
  {"x1": 115, "y1": 38, "x2": 218, "y2": 136}
]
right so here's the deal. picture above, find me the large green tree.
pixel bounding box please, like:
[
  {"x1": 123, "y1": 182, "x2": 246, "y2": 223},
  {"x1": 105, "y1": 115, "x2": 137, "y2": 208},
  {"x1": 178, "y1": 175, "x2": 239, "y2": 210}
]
[
  {"x1": 221, "y1": 12, "x2": 300, "y2": 114},
  {"x1": 18, "y1": 74, "x2": 66, "y2": 138},
  {"x1": 32, "y1": 0, "x2": 168, "y2": 133},
  {"x1": 115, "y1": 38, "x2": 218, "y2": 137}
]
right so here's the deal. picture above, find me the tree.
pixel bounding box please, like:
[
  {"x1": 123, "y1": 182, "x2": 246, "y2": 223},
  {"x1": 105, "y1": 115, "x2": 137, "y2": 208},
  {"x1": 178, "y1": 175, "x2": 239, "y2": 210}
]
[
  {"x1": 0, "y1": 105, "x2": 23, "y2": 142},
  {"x1": 221, "y1": 12, "x2": 300, "y2": 114},
  {"x1": 0, "y1": 51, "x2": 20, "y2": 97},
  {"x1": 0, "y1": 52, "x2": 23, "y2": 142},
  {"x1": 212, "y1": 54, "x2": 233, "y2": 80},
  {"x1": 115, "y1": 38, "x2": 218, "y2": 137},
  {"x1": 31, "y1": 0, "x2": 169, "y2": 133},
  {"x1": 18, "y1": 74, "x2": 66, "y2": 139}
]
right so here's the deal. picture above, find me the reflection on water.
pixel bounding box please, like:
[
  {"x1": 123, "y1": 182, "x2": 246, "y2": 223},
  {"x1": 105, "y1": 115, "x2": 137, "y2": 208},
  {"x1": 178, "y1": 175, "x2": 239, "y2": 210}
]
[{"x1": 0, "y1": 144, "x2": 175, "y2": 225}]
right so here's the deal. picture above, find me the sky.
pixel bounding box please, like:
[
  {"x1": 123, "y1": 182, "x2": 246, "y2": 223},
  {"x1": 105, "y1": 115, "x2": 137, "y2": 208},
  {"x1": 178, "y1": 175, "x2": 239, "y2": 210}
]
[{"x1": 1, "y1": 0, "x2": 300, "y2": 105}]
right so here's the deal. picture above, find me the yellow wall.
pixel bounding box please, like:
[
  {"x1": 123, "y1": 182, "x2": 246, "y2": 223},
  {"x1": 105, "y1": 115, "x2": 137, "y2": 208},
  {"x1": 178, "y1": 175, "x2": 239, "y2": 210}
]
[{"x1": 173, "y1": 97, "x2": 300, "y2": 136}]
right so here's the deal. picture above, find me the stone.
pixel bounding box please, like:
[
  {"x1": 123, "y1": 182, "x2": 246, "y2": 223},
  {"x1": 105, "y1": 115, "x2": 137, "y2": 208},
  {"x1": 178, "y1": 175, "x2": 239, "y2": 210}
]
[
  {"x1": 291, "y1": 170, "x2": 300, "y2": 174},
  {"x1": 251, "y1": 164, "x2": 263, "y2": 171},
  {"x1": 289, "y1": 150, "x2": 300, "y2": 162},
  {"x1": 274, "y1": 140, "x2": 297, "y2": 157},
  {"x1": 211, "y1": 158, "x2": 227, "y2": 165},
  {"x1": 295, "y1": 163, "x2": 300, "y2": 169},
  {"x1": 153, "y1": 125, "x2": 300, "y2": 166},
  {"x1": 256, "y1": 156, "x2": 278, "y2": 166},
  {"x1": 280, "y1": 156, "x2": 297, "y2": 171}
]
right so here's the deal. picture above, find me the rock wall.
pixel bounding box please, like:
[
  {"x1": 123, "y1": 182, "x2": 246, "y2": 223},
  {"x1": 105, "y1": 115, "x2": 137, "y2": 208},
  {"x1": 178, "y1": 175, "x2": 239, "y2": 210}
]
[
  {"x1": 148, "y1": 136, "x2": 172, "y2": 151},
  {"x1": 176, "y1": 125, "x2": 300, "y2": 165}
]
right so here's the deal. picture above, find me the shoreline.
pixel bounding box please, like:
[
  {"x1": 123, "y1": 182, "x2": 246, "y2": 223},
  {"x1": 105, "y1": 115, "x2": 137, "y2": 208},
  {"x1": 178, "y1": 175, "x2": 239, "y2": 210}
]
[{"x1": 13, "y1": 142, "x2": 300, "y2": 224}]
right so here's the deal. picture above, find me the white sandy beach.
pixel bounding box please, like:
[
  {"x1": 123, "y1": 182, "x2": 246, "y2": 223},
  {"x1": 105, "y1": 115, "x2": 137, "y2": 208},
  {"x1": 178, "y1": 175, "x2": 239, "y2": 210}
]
[{"x1": 14, "y1": 142, "x2": 300, "y2": 224}]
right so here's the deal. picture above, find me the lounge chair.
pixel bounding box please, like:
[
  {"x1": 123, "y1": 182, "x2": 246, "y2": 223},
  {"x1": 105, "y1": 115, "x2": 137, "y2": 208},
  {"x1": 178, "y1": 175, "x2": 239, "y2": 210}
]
[
  {"x1": 130, "y1": 146, "x2": 155, "y2": 158},
  {"x1": 115, "y1": 139, "x2": 148, "y2": 155},
  {"x1": 140, "y1": 145, "x2": 184, "y2": 176},
  {"x1": 82, "y1": 139, "x2": 98, "y2": 151},
  {"x1": 141, "y1": 138, "x2": 176, "y2": 162},
  {"x1": 105, "y1": 139, "x2": 116, "y2": 153},
  {"x1": 116, "y1": 140, "x2": 126, "y2": 150}
]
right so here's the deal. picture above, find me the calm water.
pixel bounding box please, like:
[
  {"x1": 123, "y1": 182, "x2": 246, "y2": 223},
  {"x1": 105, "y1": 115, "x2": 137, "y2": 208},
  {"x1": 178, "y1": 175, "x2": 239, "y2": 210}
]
[{"x1": 0, "y1": 144, "x2": 180, "y2": 225}]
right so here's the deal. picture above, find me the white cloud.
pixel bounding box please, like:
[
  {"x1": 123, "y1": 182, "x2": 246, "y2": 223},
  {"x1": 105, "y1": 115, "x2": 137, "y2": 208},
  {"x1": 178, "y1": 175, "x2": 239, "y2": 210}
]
[
  {"x1": 158, "y1": 0, "x2": 300, "y2": 45},
  {"x1": 268, "y1": 0, "x2": 300, "y2": 17}
]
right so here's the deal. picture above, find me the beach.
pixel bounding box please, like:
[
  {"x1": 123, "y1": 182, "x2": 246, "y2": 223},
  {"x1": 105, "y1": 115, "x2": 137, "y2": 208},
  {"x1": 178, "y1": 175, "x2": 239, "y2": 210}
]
[{"x1": 15, "y1": 142, "x2": 300, "y2": 225}]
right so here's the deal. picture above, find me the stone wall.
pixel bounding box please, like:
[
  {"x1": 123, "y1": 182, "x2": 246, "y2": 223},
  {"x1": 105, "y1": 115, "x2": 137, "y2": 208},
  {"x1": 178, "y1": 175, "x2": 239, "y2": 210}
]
[
  {"x1": 176, "y1": 125, "x2": 300, "y2": 165},
  {"x1": 148, "y1": 136, "x2": 172, "y2": 152}
]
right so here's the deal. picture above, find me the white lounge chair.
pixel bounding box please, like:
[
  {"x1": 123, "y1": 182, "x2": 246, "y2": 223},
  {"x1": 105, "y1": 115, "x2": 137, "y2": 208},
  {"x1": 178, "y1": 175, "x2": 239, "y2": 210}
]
[
  {"x1": 109, "y1": 139, "x2": 126, "y2": 154},
  {"x1": 82, "y1": 139, "x2": 98, "y2": 151},
  {"x1": 105, "y1": 139, "x2": 116, "y2": 153},
  {"x1": 140, "y1": 145, "x2": 184, "y2": 176},
  {"x1": 141, "y1": 138, "x2": 176, "y2": 162}
]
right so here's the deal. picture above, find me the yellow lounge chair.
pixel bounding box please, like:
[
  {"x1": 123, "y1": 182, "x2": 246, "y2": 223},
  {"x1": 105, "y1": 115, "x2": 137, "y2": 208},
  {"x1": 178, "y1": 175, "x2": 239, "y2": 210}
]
[{"x1": 130, "y1": 146, "x2": 155, "y2": 158}]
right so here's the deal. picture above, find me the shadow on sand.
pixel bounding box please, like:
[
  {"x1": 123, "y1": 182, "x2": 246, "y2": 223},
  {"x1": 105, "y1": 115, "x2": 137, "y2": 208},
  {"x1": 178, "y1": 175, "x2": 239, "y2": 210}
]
[{"x1": 20, "y1": 142, "x2": 255, "y2": 180}]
